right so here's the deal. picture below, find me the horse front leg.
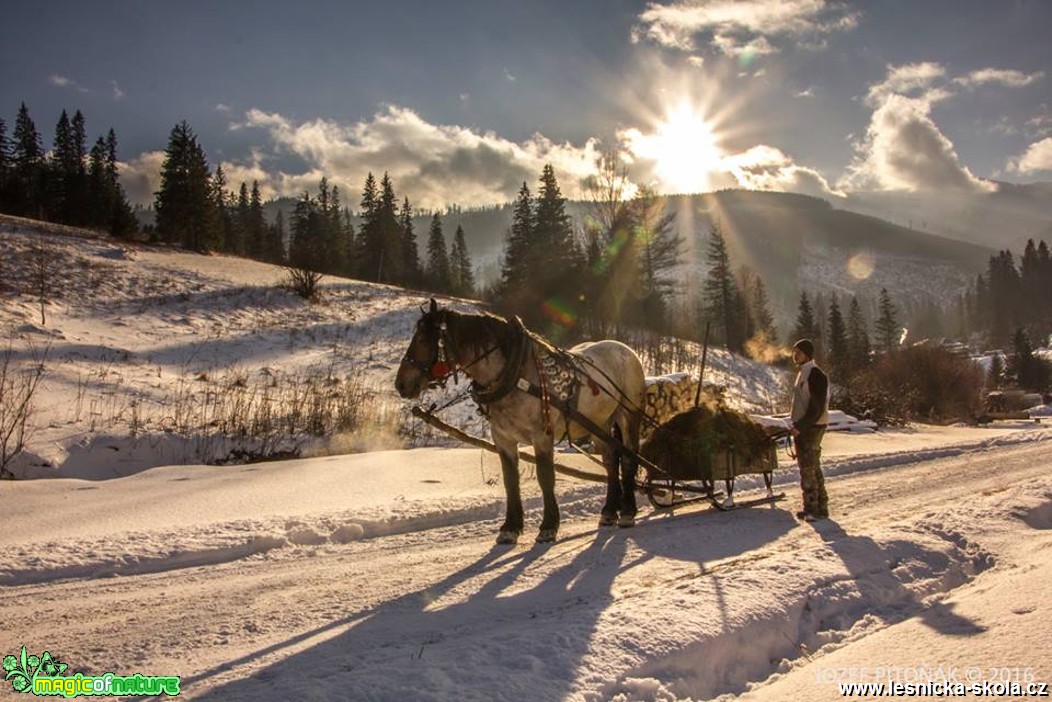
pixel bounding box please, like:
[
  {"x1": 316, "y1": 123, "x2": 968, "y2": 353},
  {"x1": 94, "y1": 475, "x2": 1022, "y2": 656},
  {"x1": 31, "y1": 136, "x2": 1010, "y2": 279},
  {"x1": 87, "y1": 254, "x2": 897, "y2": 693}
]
[
  {"x1": 494, "y1": 434, "x2": 523, "y2": 545},
  {"x1": 535, "y1": 437, "x2": 560, "y2": 543}
]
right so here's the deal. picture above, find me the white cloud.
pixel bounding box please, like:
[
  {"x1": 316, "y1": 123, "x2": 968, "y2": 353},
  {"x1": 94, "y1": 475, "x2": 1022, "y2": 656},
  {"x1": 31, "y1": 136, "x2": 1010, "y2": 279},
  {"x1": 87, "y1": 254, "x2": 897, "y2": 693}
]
[
  {"x1": 711, "y1": 34, "x2": 777, "y2": 58},
  {"x1": 226, "y1": 106, "x2": 603, "y2": 210},
  {"x1": 795, "y1": 86, "x2": 816, "y2": 98},
  {"x1": 842, "y1": 93, "x2": 993, "y2": 193},
  {"x1": 118, "y1": 150, "x2": 166, "y2": 206},
  {"x1": 865, "y1": 62, "x2": 946, "y2": 106},
  {"x1": 215, "y1": 103, "x2": 232, "y2": 114},
  {"x1": 955, "y1": 68, "x2": 1044, "y2": 89},
  {"x1": 843, "y1": 63, "x2": 1000, "y2": 193},
  {"x1": 633, "y1": 0, "x2": 858, "y2": 54},
  {"x1": 718, "y1": 144, "x2": 844, "y2": 198},
  {"x1": 48, "y1": 74, "x2": 88, "y2": 93},
  {"x1": 1008, "y1": 137, "x2": 1052, "y2": 174},
  {"x1": 111, "y1": 80, "x2": 124, "y2": 101}
]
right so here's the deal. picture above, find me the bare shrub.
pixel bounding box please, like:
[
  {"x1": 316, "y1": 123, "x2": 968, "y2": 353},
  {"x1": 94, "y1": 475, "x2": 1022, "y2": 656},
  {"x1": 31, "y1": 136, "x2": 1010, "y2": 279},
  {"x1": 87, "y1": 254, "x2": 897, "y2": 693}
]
[
  {"x1": 0, "y1": 343, "x2": 49, "y2": 478},
  {"x1": 836, "y1": 346, "x2": 984, "y2": 425},
  {"x1": 281, "y1": 267, "x2": 323, "y2": 301}
]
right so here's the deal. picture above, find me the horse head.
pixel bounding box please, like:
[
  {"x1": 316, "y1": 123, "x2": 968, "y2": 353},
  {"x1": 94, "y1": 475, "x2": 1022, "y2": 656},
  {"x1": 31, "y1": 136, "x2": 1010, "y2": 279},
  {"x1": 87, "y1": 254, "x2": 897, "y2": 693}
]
[{"x1": 395, "y1": 298, "x2": 452, "y2": 399}]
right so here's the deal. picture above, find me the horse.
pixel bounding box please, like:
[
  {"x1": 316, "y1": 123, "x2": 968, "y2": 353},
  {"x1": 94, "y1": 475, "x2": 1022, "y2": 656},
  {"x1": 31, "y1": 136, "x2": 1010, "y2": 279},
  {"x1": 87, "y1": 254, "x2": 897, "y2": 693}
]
[{"x1": 395, "y1": 299, "x2": 645, "y2": 544}]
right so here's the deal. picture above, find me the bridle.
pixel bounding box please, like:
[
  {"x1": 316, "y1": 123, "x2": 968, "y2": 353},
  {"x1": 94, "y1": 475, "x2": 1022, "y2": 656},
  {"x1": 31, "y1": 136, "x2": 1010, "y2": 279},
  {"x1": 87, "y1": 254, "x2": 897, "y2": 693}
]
[{"x1": 404, "y1": 308, "x2": 503, "y2": 390}]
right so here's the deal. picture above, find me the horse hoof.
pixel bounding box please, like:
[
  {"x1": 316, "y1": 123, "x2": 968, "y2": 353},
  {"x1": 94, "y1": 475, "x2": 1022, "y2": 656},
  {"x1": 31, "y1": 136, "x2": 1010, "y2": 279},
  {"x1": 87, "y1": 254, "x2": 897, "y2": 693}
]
[
  {"x1": 617, "y1": 514, "x2": 636, "y2": 528},
  {"x1": 536, "y1": 529, "x2": 558, "y2": 543},
  {"x1": 598, "y1": 514, "x2": 617, "y2": 527},
  {"x1": 496, "y1": 530, "x2": 519, "y2": 545}
]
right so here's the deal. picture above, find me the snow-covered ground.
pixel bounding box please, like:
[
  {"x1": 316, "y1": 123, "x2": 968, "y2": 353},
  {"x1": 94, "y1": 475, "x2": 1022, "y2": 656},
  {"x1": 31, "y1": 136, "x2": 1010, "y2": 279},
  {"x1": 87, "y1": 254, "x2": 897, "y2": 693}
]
[{"x1": 3, "y1": 227, "x2": 1051, "y2": 700}]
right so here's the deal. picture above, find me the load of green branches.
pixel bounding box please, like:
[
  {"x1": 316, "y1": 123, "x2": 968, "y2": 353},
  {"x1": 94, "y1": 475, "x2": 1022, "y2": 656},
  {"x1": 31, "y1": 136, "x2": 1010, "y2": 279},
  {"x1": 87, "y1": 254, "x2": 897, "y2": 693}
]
[{"x1": 640, "y1": 400, "x2": 771, "y2": 480}]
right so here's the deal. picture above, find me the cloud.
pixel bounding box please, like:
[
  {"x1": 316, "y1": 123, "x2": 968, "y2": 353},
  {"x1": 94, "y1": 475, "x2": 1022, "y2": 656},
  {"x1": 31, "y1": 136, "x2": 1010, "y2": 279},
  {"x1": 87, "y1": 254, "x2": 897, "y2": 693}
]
[
  {"x1": 865, "y1": 62, "x2": 947, "y2": 106},
  {"x1": 794, "y1": 86, "x2": 815, "y2": 98},
  {"x1": 1025, "y1": 112, "x2": 1052, "y2": 138},
  {"x1": 118, "y1": 150, "x2": 166, "y2": 206},
  {"x1": 48, "y1": 74, "x2": 88, "y2": 93},
  {"x1": 215, "y1": 103, "x2": 232, "y2": 114},
  {"x1": 1008, "y1": 137, "x2": 1052, "y2": 174},
  {"x1": 844, "y1": 63, "x2": 997, "y2": 193},
  {"x1": 111, "y1": 80, "x2": 124, "y2": 101},
  {"x1": 711, "y1": 34, "x2": 777, "y2": 58},
  {"x1": 718, "y1": 144, "x2": 844, "y2": 198},
  {"x1": 633, "y1": 0, "x2": 858, "y2": 55},
  {"x1": 843, "y1": 93, "x2": 993, "y2": 193},
  {"x1": 223, "y1": 106, "x2": 603, "y2": 210},
  {"x1": 955, "y1": 68, "x2": 1044, "y2": 89}
]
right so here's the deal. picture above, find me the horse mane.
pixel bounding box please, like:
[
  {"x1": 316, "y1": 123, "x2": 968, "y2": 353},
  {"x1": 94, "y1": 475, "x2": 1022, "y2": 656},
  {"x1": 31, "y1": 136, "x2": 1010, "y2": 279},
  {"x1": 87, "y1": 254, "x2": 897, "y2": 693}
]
[{"x1": 444, "y1": 309, "x2": 522, "y2": 358}]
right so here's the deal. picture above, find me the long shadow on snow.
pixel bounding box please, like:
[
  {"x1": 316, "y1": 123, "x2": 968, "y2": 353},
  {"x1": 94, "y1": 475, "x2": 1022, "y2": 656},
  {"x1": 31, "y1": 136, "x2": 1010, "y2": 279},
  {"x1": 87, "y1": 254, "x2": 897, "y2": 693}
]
[
  {"x1": 187, "y1": 507, "x2": 799, "y2": 701},
  {"x1": 809, "y1": 520, "x2": 988, "y2": 637},
  {"x1": 188, "y1": 534, "x2": 625, "y2": 701}
]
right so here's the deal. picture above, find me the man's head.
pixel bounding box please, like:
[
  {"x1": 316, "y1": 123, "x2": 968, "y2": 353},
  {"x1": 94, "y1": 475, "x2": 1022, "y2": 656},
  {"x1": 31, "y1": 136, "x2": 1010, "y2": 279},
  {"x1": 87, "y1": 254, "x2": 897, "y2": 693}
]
[{"x1": 792, "y1": 339, "x2": 814, "y2": 365}]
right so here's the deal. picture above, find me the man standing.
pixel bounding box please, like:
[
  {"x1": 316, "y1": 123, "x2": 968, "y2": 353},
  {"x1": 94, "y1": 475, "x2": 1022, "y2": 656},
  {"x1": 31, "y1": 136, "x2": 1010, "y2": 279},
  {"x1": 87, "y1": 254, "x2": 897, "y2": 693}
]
[{"x1": 789, "y1": 339, "x2": 830, "y2": 521}]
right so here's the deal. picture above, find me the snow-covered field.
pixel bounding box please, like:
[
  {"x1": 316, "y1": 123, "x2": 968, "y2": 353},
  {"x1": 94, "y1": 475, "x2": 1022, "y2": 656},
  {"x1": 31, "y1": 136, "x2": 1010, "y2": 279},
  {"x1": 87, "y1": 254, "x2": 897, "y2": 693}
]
[{"x1": 2, "y1": 227, "x2": 1051, "y2": 700}]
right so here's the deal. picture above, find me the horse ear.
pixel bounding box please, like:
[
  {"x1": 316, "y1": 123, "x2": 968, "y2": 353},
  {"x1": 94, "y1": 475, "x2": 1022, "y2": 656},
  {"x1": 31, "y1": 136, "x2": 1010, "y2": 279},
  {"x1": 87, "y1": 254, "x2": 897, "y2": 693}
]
[{"x1": 429, "y1": 298, "x2": 438, "y2": 314}]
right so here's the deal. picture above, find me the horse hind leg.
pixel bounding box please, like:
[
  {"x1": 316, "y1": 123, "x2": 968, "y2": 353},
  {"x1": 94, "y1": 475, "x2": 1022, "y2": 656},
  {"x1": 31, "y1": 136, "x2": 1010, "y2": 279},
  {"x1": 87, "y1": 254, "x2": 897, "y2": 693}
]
[
  {"x1": 616, "y1": 412, "x2": 641, "y2": 528},
  {"x1": 599, "y1": 425, "x2": 623, "y2": 527}
]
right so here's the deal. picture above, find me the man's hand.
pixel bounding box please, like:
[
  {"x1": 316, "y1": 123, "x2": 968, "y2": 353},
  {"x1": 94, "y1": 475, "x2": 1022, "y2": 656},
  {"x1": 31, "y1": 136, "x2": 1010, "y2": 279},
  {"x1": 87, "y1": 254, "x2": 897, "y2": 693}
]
[{"x1": 790, "y1": 425, "x2": 800, "y2": 437}]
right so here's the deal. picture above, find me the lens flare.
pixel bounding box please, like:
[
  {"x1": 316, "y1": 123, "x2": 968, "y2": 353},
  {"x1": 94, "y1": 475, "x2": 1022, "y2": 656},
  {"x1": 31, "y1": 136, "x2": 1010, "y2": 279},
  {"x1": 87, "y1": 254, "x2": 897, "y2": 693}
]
[
  {"x1": 542, "y1": 297, "x2": 577, "y2": 328},
  {"x1": 847, "y1": 252, "x2": 875, "y2": 281}
]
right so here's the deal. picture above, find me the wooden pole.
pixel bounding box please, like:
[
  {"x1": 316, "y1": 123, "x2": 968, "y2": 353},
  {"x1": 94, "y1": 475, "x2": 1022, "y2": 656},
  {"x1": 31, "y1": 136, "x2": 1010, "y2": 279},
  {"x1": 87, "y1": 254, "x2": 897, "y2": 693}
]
[{"x1": 410, "y1": 406, "x2": 604, "y2": 483}]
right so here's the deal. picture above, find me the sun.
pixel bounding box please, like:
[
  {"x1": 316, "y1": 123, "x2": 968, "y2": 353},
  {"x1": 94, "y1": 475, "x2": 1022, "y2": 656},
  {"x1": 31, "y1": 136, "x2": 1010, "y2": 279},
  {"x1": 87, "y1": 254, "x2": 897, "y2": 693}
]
[{"x1": 623, "y1": 102, "x2": 724, "y2": 194}]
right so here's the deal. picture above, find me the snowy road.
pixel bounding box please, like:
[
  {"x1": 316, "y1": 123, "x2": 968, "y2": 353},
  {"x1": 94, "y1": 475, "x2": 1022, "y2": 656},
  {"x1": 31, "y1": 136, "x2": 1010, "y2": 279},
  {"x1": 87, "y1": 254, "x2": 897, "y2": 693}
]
[{"x1": 2, "y1": 433, "x2": 1051, "y2": 701}]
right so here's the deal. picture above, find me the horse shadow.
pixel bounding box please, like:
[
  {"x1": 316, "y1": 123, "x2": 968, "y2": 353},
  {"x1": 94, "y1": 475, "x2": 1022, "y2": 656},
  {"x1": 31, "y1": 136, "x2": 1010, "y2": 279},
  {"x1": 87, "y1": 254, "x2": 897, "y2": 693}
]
[
  {"x1": 188, "y1": 532, "x2": 633, "y2": 701},
  {"x1": 807, "y1": 519, "x2": 986, "y2": 638}
]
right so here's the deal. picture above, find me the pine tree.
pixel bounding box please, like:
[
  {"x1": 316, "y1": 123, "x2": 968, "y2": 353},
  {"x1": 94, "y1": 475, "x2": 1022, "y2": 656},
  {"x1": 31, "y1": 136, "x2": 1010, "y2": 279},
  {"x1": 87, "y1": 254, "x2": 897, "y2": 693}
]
[
  {"x1": 793, "y1": 291, "x2": 819, "y2": 345},
  {"x1": 702, "y1": 222, "x2": 743, "y2": 351},
  {"x1": 875, "y1": 288, "x2": 900, "y2": 352},
  {"x1": 358, "y1": 173, "x2": 383, "y2": 281},
  {"x1": 1008, "y1": 328, "x2": 1050, "y2": 390},
  {"x1": 155, "y1": 121, "x2": 218, "y2": 251},
  {"x1": 248, "y1": 180, "x2": 266, "y2": 260},
  {"x1": 232, "y1": 181, "x2": 250, "y2": 255},
  {"x1": 846, "y1": 296, "x2": 871, "y2": 375},
  {"x1": 826, "y1": 297, "x2": 848, "y2": 379},
  {"x1": 400, "y1": 196, "x2": 421, "y2": 287},
  {"x1": 631, "y1": 186, "x2": 681, "y2": 332},
  {"x1": 0, "y1": 117, "x2": 9, "y2": 207},
  {"x1": 988, "y1": 353, "x2": 1004, "y2": 389},
  {"x1": 533, "y1": 164, "x2": 580, "y2": 290},
  {"x1": 101, "y1": 128, "x2": 137, "y2": 238},
  {"x1": 289, "y1": 190, "x2": 323, "y2": 272},
  {"x1": 50, "y1": 110, "x2": 77, "y2": 220},
  {"x1": 500, "y1": 181, "x2": 534, "y2": 294},
  {"x1": 425, "y1": 213, "x2": 451, "y2": 293},
  {"x1": 750, "y1": 276, "x2": 777, "y2": 341},
  {"x1": 449, "y1": 224, "x2": 475, "y2": 297},
  {"x1": 12, "y1": 103, "x2": 44, "y2": 217},
  {"x1": 376, "y1": 173, "x2": 403, "y2": 283}
]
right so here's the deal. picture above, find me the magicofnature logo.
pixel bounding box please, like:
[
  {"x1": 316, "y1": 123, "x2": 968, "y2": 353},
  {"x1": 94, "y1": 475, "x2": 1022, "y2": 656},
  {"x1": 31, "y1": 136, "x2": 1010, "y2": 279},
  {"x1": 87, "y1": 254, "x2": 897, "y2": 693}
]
[{"x1": 4, "y1": 646, "x2": 180, "y2": 697}]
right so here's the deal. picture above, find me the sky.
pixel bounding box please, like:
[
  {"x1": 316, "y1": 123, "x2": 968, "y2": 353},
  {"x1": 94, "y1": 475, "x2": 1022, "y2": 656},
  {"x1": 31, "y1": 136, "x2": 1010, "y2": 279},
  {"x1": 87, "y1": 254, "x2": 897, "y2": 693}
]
[{"x1": 1, "y1": 0, "x2": 1050, "y2": 209}]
